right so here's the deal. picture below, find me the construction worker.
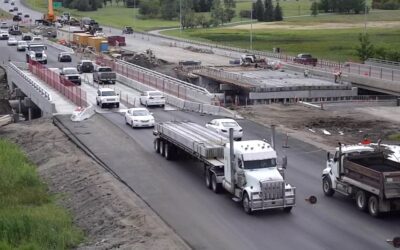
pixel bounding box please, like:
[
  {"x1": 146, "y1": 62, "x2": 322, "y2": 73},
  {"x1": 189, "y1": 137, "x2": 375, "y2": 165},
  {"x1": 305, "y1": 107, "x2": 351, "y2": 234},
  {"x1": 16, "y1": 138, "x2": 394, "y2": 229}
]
[{"x1": 304, "y1": 69, "x2": 309, "y2": 78}]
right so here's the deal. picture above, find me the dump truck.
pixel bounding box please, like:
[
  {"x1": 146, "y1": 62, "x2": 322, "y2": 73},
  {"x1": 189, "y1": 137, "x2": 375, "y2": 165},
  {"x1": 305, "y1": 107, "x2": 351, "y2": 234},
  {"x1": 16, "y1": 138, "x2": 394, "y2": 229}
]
[
  {"x1": 153, "y1": 121, "x2": 296, "y2": 214},
  {"x1": 322, "y1": 143, "x2": 400, "y2": 217}
]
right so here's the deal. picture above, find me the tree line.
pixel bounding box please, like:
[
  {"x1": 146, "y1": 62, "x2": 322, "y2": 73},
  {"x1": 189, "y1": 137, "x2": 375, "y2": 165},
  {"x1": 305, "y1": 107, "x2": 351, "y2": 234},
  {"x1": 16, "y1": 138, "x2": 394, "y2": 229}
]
[
  {"x1": 252, "y1": 0, "x2": 283, "y2": 22},
  {"x1": 372, "y1": 0, "x2": 400, "y2": 9},
  {"x1": 317, "y1": 0, "x2": 366, "y2": 14}
]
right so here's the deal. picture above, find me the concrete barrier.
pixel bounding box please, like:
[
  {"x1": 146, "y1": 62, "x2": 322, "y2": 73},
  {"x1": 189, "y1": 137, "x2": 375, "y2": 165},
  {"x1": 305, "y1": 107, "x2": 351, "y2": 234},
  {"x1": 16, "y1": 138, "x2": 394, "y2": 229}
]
[
  {"x1": 70, "y1": 104, "x2": 95, "y2": 122},
  {"x1": 45, "y1": 39, "x2": 74, "y2": 53}
]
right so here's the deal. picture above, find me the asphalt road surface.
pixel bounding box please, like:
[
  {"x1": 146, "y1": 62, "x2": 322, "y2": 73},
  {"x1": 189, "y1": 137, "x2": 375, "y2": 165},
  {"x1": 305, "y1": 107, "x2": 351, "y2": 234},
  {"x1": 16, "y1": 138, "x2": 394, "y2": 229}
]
[{"x1": 1, "y1": 5, "x2": 399, "y2": 249}]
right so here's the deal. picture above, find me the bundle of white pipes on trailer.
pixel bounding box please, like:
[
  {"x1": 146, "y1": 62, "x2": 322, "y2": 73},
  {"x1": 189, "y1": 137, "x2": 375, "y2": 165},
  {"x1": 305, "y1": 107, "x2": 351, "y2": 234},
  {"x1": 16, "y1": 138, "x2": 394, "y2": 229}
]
[{"x1": 155, "y1": 121, "x2": 228, "y2": 158}]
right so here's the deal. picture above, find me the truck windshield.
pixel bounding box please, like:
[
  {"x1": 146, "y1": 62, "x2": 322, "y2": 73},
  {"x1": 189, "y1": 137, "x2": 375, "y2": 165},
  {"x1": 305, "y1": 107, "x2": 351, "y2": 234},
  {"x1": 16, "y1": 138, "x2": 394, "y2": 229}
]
[
  {"x1": 98, "y1": 68, "x2": 112, "y2": 72},
  {"x1": 102, "y1": 91, "x2": 116, "y2": 96},
  {"x1": 244, "y1": 159, "x2": 276, "y2": 170},
  {"x1": 29, "y1": 46, "x2": 45, "y2": 52}
]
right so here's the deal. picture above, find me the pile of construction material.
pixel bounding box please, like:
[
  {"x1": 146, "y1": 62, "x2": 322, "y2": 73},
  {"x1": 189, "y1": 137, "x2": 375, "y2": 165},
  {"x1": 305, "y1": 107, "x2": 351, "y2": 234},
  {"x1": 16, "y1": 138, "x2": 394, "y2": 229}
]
[
  {"x1": 124, "y1": 49, "x2": 161, "y2": 69},
  {"x1": 184, "y1": 46, "x2": 213, "y2": 54}
]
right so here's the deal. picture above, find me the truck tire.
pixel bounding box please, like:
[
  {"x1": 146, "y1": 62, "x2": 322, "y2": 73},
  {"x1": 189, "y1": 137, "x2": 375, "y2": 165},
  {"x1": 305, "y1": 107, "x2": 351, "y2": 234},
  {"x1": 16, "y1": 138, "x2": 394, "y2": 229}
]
[
  {"x1": 368, "y1": 196, "x2": 380, "y2": 217},
  {"x1": 243, "y1": 192, "x2": 252, "y2": 215},
  {"x1": 211, "y1": 173, "x2": 221, "y2": 193},
  {"x1": 159, "y1": 140, "x2": 165, "y2": 156},
  {"x1": 322, "y1": 176, "x2": 335, "y2": 197},
  {"x1": 355, "y1": 190, "x2": 368, "y2": 211},
  {"x1": 164, "y1": 143, "x2": 173, "y2": 160},
  {"x1": 101, "y1": 103, "x2": 105, "y2": 108},
  {"x1": 283, "y1": 207, "x2": 292, "y2": 213},
  {"x1": 154, "y1": 139, "x2": 160, "y2": 153},
  {"x1": 204, "y1": 168, "x2": 211, "y2": 189}
]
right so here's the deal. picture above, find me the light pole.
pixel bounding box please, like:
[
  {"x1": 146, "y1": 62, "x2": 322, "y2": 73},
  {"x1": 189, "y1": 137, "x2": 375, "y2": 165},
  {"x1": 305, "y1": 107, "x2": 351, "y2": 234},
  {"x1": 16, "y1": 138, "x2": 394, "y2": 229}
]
[
  {"x1": 250, "y1": 1, "x2": 253, "y2": 50},
  {"x1": 180, "y1": 0, "x2": 182, "y2": 37}
]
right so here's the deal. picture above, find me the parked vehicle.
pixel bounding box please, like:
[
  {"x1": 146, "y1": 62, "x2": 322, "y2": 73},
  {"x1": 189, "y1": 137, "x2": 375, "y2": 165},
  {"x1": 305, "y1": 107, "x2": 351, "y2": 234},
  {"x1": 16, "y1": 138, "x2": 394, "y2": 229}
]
[
  {"x1": 206, "y1": 119, "x2": 243, "y2": 141},
  {"x1": 96, "y1": 88, "x2": 120, "y2": 108},
  {"x1": 125, "y1": 108, "x2": 155, "y2": 128},
  {"x1": 26, "y1": 44, "x2": 47, "y2": 64},
  {"x1": 322, "y1": 143, "x2": 400, "y2": 217},
  {"x1": 59, "y1": 67, "x2": 81, "y2": 85},
  {"x1": 93, "y1": 66, "x2": 116, "y2": 84},
  {"x1": 0, "y1": 31, "x2": 9, "y2": 40},
  {"x1": 139, "y1": 91, "x2": 165, "y2": 107},
  {"x1": 7, "y1": 37, "x2": 17, "y2": 46},
  {"x1": 293, "y1": 53, "x2": 318, "y2": 66},
  {"x1": 122, "y1": 26, "x2": 133, "y2": 34},
  {"x1": 16, "y1": 40, "x2": 28, "y2": 51},
  {"x1": 77, "y1": 60, "x2": 94, "y2": 73},
  {"x1": 58, "y1": 52, "x2": 72, "y2": 62},
  {"x1": 153, "y1": 121, "x2": 296, "y2": 214}
]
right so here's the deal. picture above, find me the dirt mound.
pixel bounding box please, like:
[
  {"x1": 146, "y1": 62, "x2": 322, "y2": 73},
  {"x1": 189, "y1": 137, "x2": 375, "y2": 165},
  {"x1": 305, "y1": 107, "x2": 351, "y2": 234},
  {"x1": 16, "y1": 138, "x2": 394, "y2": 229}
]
[{"x1": 0, "y1": 119, "x2": 189, "y2": 250}]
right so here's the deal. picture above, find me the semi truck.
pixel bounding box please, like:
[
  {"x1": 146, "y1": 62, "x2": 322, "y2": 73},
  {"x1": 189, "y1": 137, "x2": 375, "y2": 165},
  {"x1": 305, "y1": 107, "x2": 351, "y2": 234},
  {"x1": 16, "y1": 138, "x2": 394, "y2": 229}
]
[
  {"x1": 153, "y1": 121, "x2": 296, "y2": 214},
  {"x1": 322, "y1": 143, "x2": 400, "y2": 217}
]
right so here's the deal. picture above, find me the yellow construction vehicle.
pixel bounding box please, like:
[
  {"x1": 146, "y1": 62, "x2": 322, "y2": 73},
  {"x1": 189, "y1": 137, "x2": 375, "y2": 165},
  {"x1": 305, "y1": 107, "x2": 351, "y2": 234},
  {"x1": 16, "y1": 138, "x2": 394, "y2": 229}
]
[{"x1": 35, "y1": 0, "x2": 56, "y2": 26}]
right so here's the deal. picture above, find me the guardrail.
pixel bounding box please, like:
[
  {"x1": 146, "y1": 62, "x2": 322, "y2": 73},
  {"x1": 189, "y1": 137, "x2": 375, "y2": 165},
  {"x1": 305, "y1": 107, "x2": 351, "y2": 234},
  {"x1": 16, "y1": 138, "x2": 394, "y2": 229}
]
[
  {"x1": 8, "y1": 62, "x2": 51, "y2": 101},
  {"x1": 96, "y1": 56, "x2": 214, "y2": 104},
  {"x1": 28, "y1": 60, "x2": 88, "y2": 107},
  {"x1": 365, "y1": 58, "x2": 400, "y2": 69},
  {"x1": 344, "y1": 62, "x2": 400, "y2": 82},
  {"x1": 44, "y1": 39, "x2": 75, "y2": 53}
]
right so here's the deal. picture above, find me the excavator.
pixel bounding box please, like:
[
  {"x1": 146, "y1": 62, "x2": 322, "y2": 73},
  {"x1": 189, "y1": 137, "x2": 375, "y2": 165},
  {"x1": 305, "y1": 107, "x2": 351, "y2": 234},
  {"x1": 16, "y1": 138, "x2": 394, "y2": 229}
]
[{"x1": 35, "y1": 0, "x2": 56, "y2": 26}]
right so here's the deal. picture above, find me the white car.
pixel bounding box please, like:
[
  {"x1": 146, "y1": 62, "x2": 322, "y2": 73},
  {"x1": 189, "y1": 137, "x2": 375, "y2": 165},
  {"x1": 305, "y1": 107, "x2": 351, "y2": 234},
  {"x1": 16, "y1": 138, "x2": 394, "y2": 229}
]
[
  {"x1": 124, "y1": 108, "x2": 155, "y2": 128},
  {"x1": 0, "y1": 31, "x2": 9, "y2": 40},
  {"x1": 96, "y1": 88, "x2": 120, "y2": 108},
  {"x1": 139, "y1": 91, "x2": 165, "y2": 107},
  {"x1": 16, "y1": 40, "x2": 27, "y2": 51},
  {"x1": 29, "y1": 36, "x2": 43, "y2": 44},
  {"x1": 7, "y1": 37, "x2": 17, "y2": 46},
  {"x1": 206, "y1": 119, "x2": 243, "y2": 140}
]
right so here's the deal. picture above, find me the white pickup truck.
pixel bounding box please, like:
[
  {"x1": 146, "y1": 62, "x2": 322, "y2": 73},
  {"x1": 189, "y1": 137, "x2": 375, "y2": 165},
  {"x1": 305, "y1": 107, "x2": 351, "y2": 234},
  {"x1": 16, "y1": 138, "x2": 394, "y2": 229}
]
[{"x1": 96, "y1": 88, "x2": 120, "y2": 108}]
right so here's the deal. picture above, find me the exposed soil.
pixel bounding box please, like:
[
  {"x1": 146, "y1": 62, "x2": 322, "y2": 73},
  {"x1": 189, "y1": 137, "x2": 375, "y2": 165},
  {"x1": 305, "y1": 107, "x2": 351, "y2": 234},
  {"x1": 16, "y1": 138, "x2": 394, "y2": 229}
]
[
  {"x1": 0, "y1": 119, "x2": 189, "y2": 250},
  {"x1": 238, "y1": 104, "x2": 400, "y2": 151},
  {"x1": 0, "y1": 67, "x2": 11, "y2": 115}
]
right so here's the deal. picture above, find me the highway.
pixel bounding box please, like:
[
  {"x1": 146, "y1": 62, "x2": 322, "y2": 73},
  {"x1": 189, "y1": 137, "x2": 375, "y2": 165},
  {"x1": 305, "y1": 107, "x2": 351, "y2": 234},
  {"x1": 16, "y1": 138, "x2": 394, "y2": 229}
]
[{"x1": 1, "y1": 3, "x2": 400, "y2": 249}]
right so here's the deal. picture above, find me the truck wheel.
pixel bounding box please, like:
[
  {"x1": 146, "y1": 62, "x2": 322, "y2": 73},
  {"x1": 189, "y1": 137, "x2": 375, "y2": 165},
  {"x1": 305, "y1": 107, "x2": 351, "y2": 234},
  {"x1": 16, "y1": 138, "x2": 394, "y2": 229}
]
[
  {"x1": 159, "y1": 140, "x2": 165, "y2": 156},
  {"x1": 154, "y1": 139, "x2": 160, "y2": 153},
  {"x1": 211, "y1": 173, "x2": 220, "y2": 193},
  {"x1": 355, "y1": 190, "x2": 368, "y2": 211},
  {"x1": 116, "y1": 103, "x2": 119, "y2": 108},
  {"x1": 101, "y1": 103, "x2": 105, "y2": 108},
  {"x1": 322, "y1": 176, "x2": 335, "y2": 197},
  {"x1": 368, "y1": 196, "x2": 380, "y2": 217},
  {"x1": 164, "y1": 143, "x2": 172, "y2": 160},
  {"x1": 283, "y1": 207, "x2": 292, "y2": 213},
  {"x1": 243, "y1": 192, "x2": 252, "y2": 215},
  {"x1": 204, "y1": 168, "x2": 211, "y2": 189}
]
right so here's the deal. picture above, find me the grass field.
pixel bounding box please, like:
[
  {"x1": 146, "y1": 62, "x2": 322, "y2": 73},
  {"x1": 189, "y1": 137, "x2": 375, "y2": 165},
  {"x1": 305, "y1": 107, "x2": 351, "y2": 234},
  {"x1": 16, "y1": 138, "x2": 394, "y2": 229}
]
[{"x1": 0, "y1": 139, "x2": 83, "y2": 249}]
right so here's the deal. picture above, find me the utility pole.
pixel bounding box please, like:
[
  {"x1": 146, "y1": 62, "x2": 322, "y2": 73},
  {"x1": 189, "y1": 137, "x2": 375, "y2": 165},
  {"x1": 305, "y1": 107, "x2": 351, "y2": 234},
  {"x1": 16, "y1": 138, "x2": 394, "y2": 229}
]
[
  {"x1": 250, "y1": 2, "x2": 253, "y2": 50},
  {"x1": 180, "y1": 0, "x2": 182, "y2": 37}
]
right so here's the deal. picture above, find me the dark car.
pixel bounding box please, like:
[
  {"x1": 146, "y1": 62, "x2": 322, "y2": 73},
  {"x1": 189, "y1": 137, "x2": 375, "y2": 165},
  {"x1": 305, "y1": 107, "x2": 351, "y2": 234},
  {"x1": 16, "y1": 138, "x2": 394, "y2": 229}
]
[
  {"x1": 24, "y1": 14, "x2": 30, "y2": 18},
  {"x1": 77, "y1": 60, "x2": 94, "y2": 73},
  {"x1": 22, "y1": 34, "x2": 32, "y2": 41},
  {"x1": 17, "y1": 12, "x2": 22, "y2": 16},
  {"x1": 10, "y1": 1, "x2": 14, "y2": 5},
  {"x1": 9, "y1": 9, "x2": 13, "y2": 12},
  {"x1": 58, "y1": 52, "x2": 72, "y2": 62},
  {"x1": 12, "y1": 15, "x2": 22, "y2": 22},
  {"x1": 60, "y1": 67, "x2": 81, "y2": 86},
  {"x1": 13, "y1": 7, "x2": 18, "y2": 11},
  {"x1": 122, "y1": 26, "x2": 133, "y2": 34}
]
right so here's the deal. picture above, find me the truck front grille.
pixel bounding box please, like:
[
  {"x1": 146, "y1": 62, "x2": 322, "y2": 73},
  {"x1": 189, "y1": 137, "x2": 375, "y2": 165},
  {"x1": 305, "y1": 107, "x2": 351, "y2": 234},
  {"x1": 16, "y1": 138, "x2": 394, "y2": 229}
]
[{"x1": 260, "y1": 180, "x2": 284, "y2": 200}]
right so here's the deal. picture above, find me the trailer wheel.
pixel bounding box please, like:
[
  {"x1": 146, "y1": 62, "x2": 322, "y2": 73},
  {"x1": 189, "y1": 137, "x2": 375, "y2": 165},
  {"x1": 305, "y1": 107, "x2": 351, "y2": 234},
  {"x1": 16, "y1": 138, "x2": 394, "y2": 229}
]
[
  {"x1": 368, "y1": 196, "x2": 380, "y2": 217},
  {"x1": 211, "y1": 173, "x2": 221, "y2": 193},
  {"x1": 154, "y1": 139, "x2": 160, "y2": 153},
  {"x1": 205, "y1": 168, "x2": 211, "y2": 189},
  {"x1": 159, "y1": 140, "x2": 165, "y2": 156},
  {"x1": 283, "y1": 207, "x2": 292, "y2": 213},
  {"x1": 164, "y1": 143, "x2": 173, "y2": 160},
  {"x1": 355, "y1": 190, "x2": 368, "y2": 211},
  {"x1": 243, "y1": 192, "x2": 252, "y2": 215},
  {"x1": 322, "y1": 176, "x2": 335, "y2": 197}
]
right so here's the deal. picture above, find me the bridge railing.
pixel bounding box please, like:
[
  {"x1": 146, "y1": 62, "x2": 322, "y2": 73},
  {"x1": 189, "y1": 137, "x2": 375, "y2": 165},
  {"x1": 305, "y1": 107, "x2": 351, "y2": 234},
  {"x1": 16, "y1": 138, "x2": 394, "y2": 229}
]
[{"x1": 28, "y1": 60, "x2": 88, "y2": 108}]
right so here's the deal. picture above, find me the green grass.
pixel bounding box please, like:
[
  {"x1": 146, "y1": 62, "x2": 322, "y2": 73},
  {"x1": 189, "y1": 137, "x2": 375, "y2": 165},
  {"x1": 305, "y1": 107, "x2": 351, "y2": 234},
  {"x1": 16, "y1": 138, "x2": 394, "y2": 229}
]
[
  {"x1": 25, "y1": 0, "x2": 178, "y2": 31},
  {"x1": 0, "y1": 139, "x2": 83, "y2": 249},
  {"x1": 0, "y1": 9, "x2": 12, "y2": 19},
  {"x1": 388, "y1": 133, "x2": 400, "y2": 141},
  {"x1": 164, "y1": 25, "x2": 400, "y2": 62}
]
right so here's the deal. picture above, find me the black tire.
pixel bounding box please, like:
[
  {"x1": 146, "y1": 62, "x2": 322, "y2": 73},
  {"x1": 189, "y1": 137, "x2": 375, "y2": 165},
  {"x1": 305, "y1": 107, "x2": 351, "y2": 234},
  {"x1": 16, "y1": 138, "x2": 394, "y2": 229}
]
[
  {"x1": 43, "y1": 60, "x2": 47, "y2": 64},
  {"x1": 159, "y1": 140, "x2": 165, "y2": 157},
  {"x1": 368, "y1": 196, "x2": 380, "y2": 217},
  {"x1": 116, "y1": 103, "x2": 120, "y2": 108},
  {"x1": 211, "y1": 173, "x2": 221, "y2": 193},
  {"x1": 164, "y1": 143, "x2": 172, "y2": 160},
  {"x1": 154, "y1": 139, "x2": 160, "y2": 153},
  {"x1": 355, "y1": 190, "x2": 368, "y2": 211},
  {"x1": 96, "y1": 100, "x2": 99, "y2": 106},
  {"x1": 205, "y1": 168, "x2": 211, "y2": 189},
  {"x1": 283, "y1": 207, "x2": 293, "y2": 213},
  {"x1": 125, "y1": 117, "x2": 128, "y2": 125},
  {"x1": 243, "y1": 192, "x2": 252, "y2": 215},
  {"x1": 101, "y1": 103, "x2": 104, "y2": 108},
  {"x1": 322, "y1": 176, "x2": 335, "y2": 197},
  {"x1": 237, "y1": 138, "x2": 242, "y2": 141}
]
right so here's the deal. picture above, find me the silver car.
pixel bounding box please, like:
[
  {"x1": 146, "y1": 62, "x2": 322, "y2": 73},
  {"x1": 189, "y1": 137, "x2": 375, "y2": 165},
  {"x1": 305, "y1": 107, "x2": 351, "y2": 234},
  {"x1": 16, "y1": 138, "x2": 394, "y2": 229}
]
[
  {"x1": 7, "y1": 37, "x2": 18, "y2": 46},
  {"x1": 16, "y1": 40, "x2": 28, "y2": 51}
]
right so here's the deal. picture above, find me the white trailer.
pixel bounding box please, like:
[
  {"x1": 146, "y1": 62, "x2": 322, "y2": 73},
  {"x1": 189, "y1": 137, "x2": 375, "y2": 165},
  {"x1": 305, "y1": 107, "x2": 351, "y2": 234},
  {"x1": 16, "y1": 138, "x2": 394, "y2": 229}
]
[{"x1": 153, "y1": 121, "x2": 296, "y2": 214}]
